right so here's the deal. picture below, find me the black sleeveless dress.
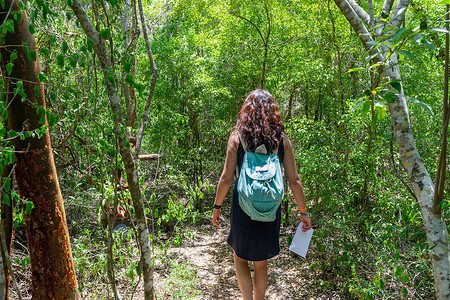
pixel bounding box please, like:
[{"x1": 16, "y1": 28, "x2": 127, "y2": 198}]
[{"x1": 227, "y1": 139, "x2": 284, "y2": 261}]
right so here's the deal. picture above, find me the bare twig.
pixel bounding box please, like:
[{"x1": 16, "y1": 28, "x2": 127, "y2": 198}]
[
  {"x1": 0, "y1": 0, "x2": 15, "y2": 30},
  {"x1": 0, "y1": 164, "x2": 15, "y2": 195}
]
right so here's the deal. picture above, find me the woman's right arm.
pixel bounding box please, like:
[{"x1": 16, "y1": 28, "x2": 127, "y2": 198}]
[{"x1": 211, "y1": 131, "x2": 238, "y2": 226}]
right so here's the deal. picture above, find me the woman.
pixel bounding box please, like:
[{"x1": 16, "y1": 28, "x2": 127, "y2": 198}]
[{"x1": 211, "y1": 89, "x2": 312, "y2": 300}]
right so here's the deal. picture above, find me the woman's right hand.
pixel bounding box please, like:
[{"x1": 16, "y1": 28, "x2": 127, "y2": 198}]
[
  {"x1": 300, "y1": 215, "x2": 311, "y2": 232},
  {"x1": 212, "y1": 208, "x2": 221, "y2": 226}
]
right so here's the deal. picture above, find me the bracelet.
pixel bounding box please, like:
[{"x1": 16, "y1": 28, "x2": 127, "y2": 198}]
[
  {"x1": 297, "y1": 207, "x2": 308, "y2": 212},
  {"x1": 214, "y1": 204, "x2": 222, "y2": 210},
  {"x1": 300, "y1": 212, "x2": 309, "y2": 216}
]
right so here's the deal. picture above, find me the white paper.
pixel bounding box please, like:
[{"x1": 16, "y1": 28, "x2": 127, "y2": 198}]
[{"x1": 289, "y1": 222, "x2": 313, "y2": 258}]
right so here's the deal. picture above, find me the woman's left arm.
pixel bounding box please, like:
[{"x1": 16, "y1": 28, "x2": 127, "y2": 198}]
[{"x1": 211, "y1": 132, "x2": 238, "y2": 226}]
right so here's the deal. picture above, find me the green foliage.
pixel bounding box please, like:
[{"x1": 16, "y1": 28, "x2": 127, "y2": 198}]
[
  {"x1": 2, "y1": 0, "x2": 445, "y2": 297},
  {"x1": 159, "y1": 259, "x2": 201, "y2": 299}
]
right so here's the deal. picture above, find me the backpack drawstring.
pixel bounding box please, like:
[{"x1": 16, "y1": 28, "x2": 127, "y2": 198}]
[{"x1": 264, "y1": 178, "x2": 275, "y2": 200}]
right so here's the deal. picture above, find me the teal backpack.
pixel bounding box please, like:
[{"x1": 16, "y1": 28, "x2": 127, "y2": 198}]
[{"x1": 237, "y1": 137, "x2": 284, "y2": 222}]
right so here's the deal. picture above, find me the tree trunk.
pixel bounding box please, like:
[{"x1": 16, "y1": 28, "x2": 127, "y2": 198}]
[
  {"x1": 0, "y1": 165, "x2": 13, "y2": 299},
  {"x1": 333, "y1": 0, "x2": 450, "y2": 299},
  {"x1": 70, "y1": 1, "x2": 154, "y2": 298},
  {"x1": 0, "y1": 1, "x2": 80, "y2": 298}
]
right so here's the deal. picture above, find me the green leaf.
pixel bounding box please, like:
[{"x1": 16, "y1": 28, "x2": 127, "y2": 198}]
[
  {"x1": 70, "y1": 58, "x2": 77, "y2": 68},
  {"x1": 47, "y1": 112, "x2": 58, "y2": 126},
  {"x1": 6, "y1": 63, "x2": 13, "y2": 75},
  {"x1": 390, "y1": 81, "x2": 402, "y2": 93},
  {"x1": 382, "y1": 91, "x2": 397, "y2": 103},
  {"x1": 107, "y1": 73, "x2": 116, "y2": 87},
  {"x1": 124, "y1": 61, "x2": 132, "y2": 73},
  {"x1": 3, "y1": 177, "x2": 10, "y2": 192},
  {"x1": 405, "y1": 96, "x2": 433, "y2": 114},
  {"x1": 38, "y1": 73, "x2": 48, "y2": 83},
  {"x1": 67, "y1": 0, "x2": 73, "y2": 6},
  {"x1": 27, "y1": 50, "x2": 36, "y2": 61},
  {"x1": 347, "y1": 67, "x2": 367, "y2": 73},
  {"x1": 101, "y1": 28, "x2": 111, "y2": 40},
  {"x1": 392, "y1": 28, "x2": 412, "y2": 43},
  {"x1": 126, "y1": 74, "x2": 134, "y2": 84},
  {"x1": 361, "y1": 100, "x2": 371, "y2": 116},
  {"x1": 287, "y1": 235, "x2": 293, "y2": 246},
  {"x1": 62, "y1": 41, "x2": 68, "y2": 54},
  {"x1": 365, "y1": 50, "x2": 387, "y2": 62},
  {"x1": 40, "y1": 47, "x2": 49, "y2": 57},
  {"x1": 6, "y1": 151, "x2": 13, "y2": 164},
  {"x1": 7, "y1": 129, "x2": 17, "y2": 137},
  {"x1": 57, "y1": 54, "x2": 65, "y2": 68},
  {"x1": 351, "y1": 97, "x2": 366, "y2": 111},
  {"x1": 440, "y1": 0, "x2": 450, "y2": 4},
  {"x1": 396, "y1": 49, "x2": 415, "y2": 60},
  {"x1": 374, "y1": 100, "x2": 384, "y2": 108},
  {"x1": 430, "y1": 28, "x2": 449, "y2": 34},
  {"x1": 10, "y1": 51, "x2": 17, "y2": 62},
  {"x1": 3, "y1": 194, "x2": 10, "y2": 206},
  {"x1": 13, "y1": 11, "x2": 21, "y2": 23},
  {"x1": 394, "y1": 266, "x2": 404, "y2": 277},
  {"x1": 0, "y1": 0, "x2": 4, "y2": 9},
  {"x1": 25, "y1": 201, "x2": 34, "y2": 215},
  {"x1": 413, "y1": 33, "x2": 423, "y2": 43},
  {"x1": 4, "y1": 19, "x2": 14, "y2": 34},
  {"x1": 421, "y1": 39, "x2": 436, "y2": 52},
  {"x1": 36, "y1": 106, "x2": 46, "y2": 124},
  {"x1": 375, "y1": 106, "x2": 386, "y2": 121},
  {"x1": 11, "y1": 191, "x2": 19, "y2": 202}
]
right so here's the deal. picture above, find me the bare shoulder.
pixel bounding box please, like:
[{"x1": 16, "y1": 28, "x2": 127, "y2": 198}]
[
  {"x1": 228, "y1": 130, "x2": 239, "y2": 151},
  {"x1": 282, "y1": 132, "x2": 293, "y2": 152}
]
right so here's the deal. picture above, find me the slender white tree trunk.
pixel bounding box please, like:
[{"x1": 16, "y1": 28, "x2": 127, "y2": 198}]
[
  {"x1": 70, "y1": 1, "x2": 154, "y2": 299},
  {"x1": 333, "y1": 1, "x2": 450, "y2": 298}
]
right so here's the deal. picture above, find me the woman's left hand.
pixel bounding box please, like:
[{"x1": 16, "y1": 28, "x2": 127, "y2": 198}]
[
  {"x1": 212, "y1": 208, "x2": 221, "y2": 226},
  {"x1": 300, "y1": 215, "x2": 311, "y2": 232}
]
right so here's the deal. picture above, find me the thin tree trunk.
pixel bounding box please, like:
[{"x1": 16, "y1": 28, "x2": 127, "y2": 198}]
[
  {"x1": 70, "y1": 1, "x2": 154, "y2": 298},
  {"x1": 433, "y1": 4, "x2": 450, "y2": 215},
  {"x1": 134, "y1": 0, "x2": 159, "y2": 159},
  {"x1": 0, "y1": 165, "x2": 13, "y2": 299},
  {"x1": 0, "y1": 1, "x2": 80, "y2": 298},
  {"x1": 333, "y1": 1, "x2": 450, "y2": 298}
]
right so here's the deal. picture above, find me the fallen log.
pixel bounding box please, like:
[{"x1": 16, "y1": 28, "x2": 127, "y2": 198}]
[{"x1": 138, "y1": 154, "x2": 164, "y2": 161}]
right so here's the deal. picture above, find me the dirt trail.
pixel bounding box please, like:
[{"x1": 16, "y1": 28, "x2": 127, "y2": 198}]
[{"x1": 154, "y1": 215, "x2": 343, "y2": 300}]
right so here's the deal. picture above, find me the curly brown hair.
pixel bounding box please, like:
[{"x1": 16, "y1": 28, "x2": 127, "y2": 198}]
[{"x1": 234, "y1": 89, "x2": 284, "y2": 154}]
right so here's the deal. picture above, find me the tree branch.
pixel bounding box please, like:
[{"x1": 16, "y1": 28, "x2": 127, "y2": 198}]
[
  {"x1": 134, "y1": 0, "x2": 159, "y2": 160},
  {"x1": 333, "y1": 0, "x2": 378, "y2": 55},
  {"x1": 390, "y1": 0, "x2": 409, "y2": 28},
  {"x1": 379, "y1": 0, "x2": 395, "y2": 19},
  {"x1": 231, "y1": 12, "x2": 265, "y2": 44},
  {"x1": 368, "y1": 0, "x2": 374, "y2": 27},
  {"x1": 347, "y1": 0, "x2": 370, "y2": 25}
]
